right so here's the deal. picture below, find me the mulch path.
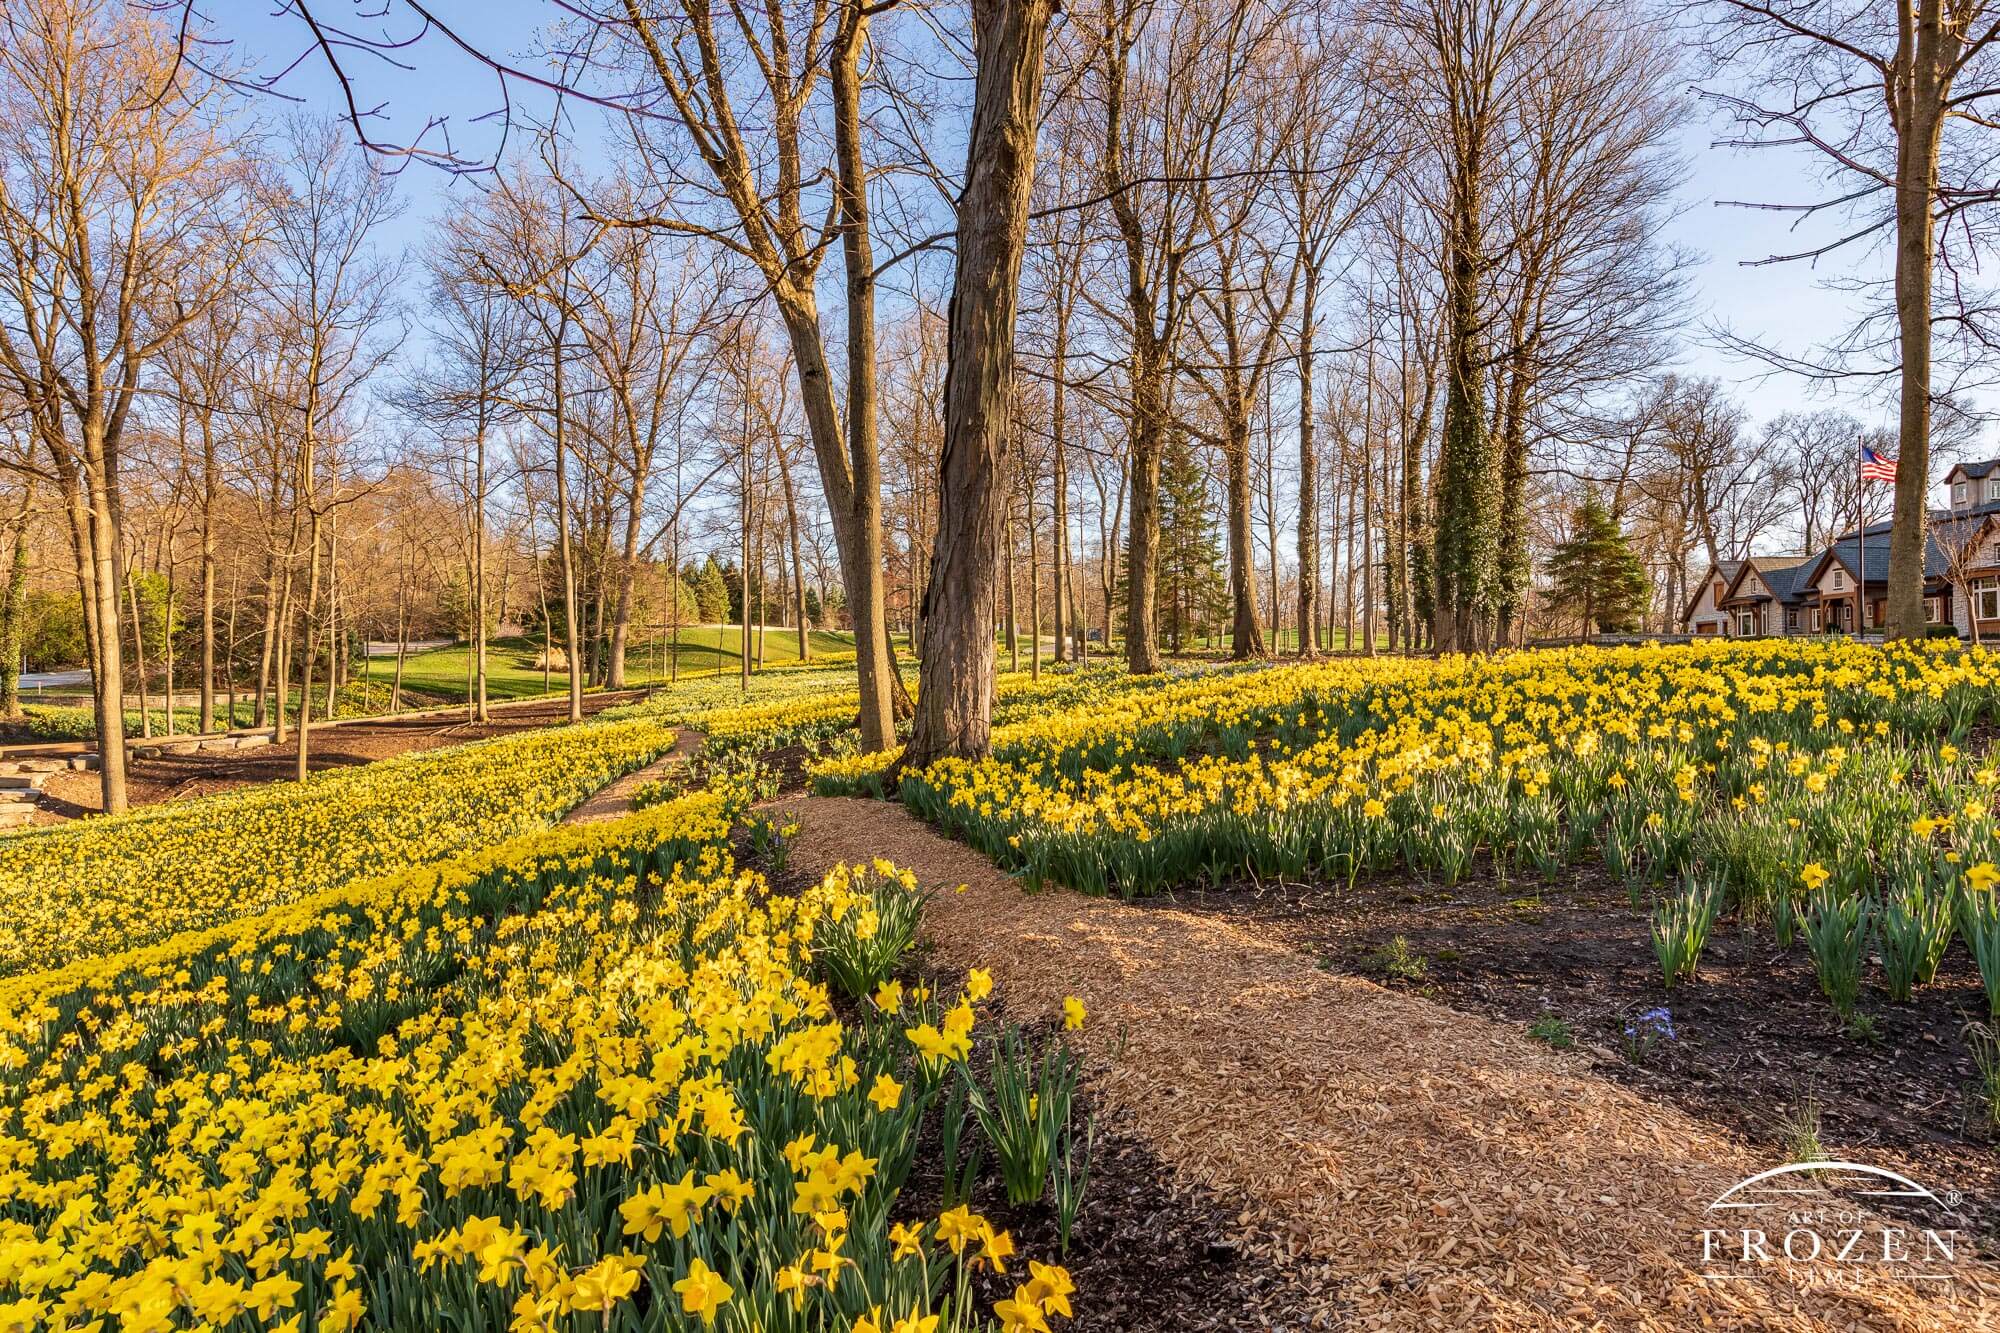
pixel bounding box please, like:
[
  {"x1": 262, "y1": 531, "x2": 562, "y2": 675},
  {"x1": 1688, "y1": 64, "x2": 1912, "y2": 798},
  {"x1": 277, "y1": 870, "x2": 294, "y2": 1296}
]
[
  {"x1": 561, "y1": 729, "x2": 705, "y2": 825},
  {"x1": 34, "y1": 692, "x2": 646, "y2": 821},
  {"x1": 771, "y1": 794, "x2": 2000, "y2": 1332},
  {"x1": 1165, "y1": 862, "x2": 2000, "y2": 1247}
]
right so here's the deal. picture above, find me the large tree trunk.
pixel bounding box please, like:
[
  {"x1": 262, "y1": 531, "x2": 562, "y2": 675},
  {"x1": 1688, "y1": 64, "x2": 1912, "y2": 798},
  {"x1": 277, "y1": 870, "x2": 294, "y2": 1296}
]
[
  {"x1": 294, "y1": 511, "x2": 322, "y2": 782},
  {"x1": 1124, "y1": 340, "x2": 1167, "y2": 674},
  {"x1": 552, "y1": 317, "x2": 584, "y2": 723},
  {"x1": 1051, "y1": 276, "x2": 1071, "y2": 663},
  {"x1": 200, "y1": 429, "x2": 217, "y2": 733},
  {"x1": 829, "y1": 6, "x2": 907, "y2": 743},
  {"x1": 902, "y1": 0, "x2": 1054, "y2": 768},
  {"x1": 87, "y1": 467, "x2": 130, "y2": 810},
  {"x1": 606, "y1": 487, "x2": 643, "y2": 689},
  {"x1": 777, "y1": 446, "x2": 810, "y2": 662},
  {"x1": 473, "y1": 414, "x2": 489, "y2": 719},
  {"x1": 1296, "y1": 262, "x2": 1312, "y2": 652},
  {"x1": 1224, "y1": 413, "x2": 1264, "y2": 657},
  {"x1": 1432, "y1": 145, "x2": 1493, "y2": 654},
  {"x1": 1885, "y1": 96, "x2": 1942, "y2": 637}
]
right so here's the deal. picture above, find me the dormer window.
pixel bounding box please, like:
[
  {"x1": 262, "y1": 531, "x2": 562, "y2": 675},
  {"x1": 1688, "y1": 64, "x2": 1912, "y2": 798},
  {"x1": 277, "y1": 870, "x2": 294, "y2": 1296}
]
[
  {"x1": 1832, "y1": 569, "x2": 1846, "y2": 591},
  {"x1": 1987, "y1": 477, "x2": 2000, "y2": 501},
  {"x1": 1956, "y1": 481, "x2": 1970, "y2": 505}
]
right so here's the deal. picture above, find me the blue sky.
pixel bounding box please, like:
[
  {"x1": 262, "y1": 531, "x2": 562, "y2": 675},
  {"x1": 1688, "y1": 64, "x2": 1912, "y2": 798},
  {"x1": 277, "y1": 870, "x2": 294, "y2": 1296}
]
[
  {"x1": 241, "y1": 5, "x2": 1916, "y2": 436},
  {"x1": 1661, "y1": 110, "x2": 1906, "y2": 428}
]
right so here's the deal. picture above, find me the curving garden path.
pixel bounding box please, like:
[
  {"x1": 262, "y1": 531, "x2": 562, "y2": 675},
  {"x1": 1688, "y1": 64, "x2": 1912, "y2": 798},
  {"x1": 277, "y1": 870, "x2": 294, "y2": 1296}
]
[{"x1": 771, "y1": 794, "x2": 2000, "y2": 1333}]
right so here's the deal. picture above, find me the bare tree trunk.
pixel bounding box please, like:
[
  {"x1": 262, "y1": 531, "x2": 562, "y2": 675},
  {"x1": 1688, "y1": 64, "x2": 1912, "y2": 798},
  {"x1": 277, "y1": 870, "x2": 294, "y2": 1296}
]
[
  {"x1": 163, "y1": 530, "x2": 177, "y2": 735},
  {"x1": 294, "y1": 510, "x2": 322, "y2": 782},
  {"x1": 1005, "y1": 509, "x2": 1020, "y2": 672},
  {"x1": 125, "y1": 556, "x2": 150, "y2": 740},
  {"x1": 255, "y1": 551, "x2": 279, "y2": 731},
  {"x1": 830, "y1": 5, "x2": 909, "y2": 738},
  {"x1": 1224, "y1": 412, "x2": 1265, "y2": 658},
  {"x1": 392, "y1": 548, "x2": 408, "y2": 714},
  {"x1": 200, "y1": 436, "x2": 217, "y2": 732},
  {"x1": 776, "y1": 444, "x2": 810, "y2": 662},
  {"x1": 1051, "y1": 272, "x2": 1072, "y2": 663},
  {"x1": 474, "y1": 408, "x2": 489, "y2": 718},
  {"x1": 1029, "y1": 497, "x2": 1043, "y2": 678},
  {"x1": 902, "y1": 0, "x2": 1054, "y2": 767},
  {"x1": 552, "y1": 315, "x2": 583, "y2": 723},
  {"x1": 1886, "y1": 94, "x2": 1942, "y2": 636},
  {"x1": 225, "y1": 559, "x2": 241, "y2": 727}
]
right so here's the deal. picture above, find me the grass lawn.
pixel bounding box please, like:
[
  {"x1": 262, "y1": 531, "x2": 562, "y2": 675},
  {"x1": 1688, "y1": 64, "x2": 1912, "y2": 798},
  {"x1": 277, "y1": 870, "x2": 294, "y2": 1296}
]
[{"x1": 366, "y1": 627, "x2": 866, "y2": 704}]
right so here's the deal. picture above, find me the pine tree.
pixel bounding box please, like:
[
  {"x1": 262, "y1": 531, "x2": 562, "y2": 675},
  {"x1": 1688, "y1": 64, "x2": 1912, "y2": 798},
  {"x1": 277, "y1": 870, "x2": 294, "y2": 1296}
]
[
  {"x1": 1544, "y1": 493, "x2": 1649, "y2": 639},
  {"x1": 691, "y1": 557, "x2": 731, "y2": 624},
  {"x1": 1154, "y1": 429, "x2": 1227, "y2": 651}
]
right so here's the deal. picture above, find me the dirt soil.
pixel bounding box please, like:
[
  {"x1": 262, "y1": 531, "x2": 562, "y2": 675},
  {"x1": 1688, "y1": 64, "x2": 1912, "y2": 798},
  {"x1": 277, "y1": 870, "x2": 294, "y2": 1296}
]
[
  {"x1": 34, "y1": 692, "x2": 647, "y2": 821},
  {"x1": 1155, "y1": 860, "x2": 2000, "y2": 1251},
  {"x1": 772, "y1": 794, "x2": 2000, "y2": 1332}
]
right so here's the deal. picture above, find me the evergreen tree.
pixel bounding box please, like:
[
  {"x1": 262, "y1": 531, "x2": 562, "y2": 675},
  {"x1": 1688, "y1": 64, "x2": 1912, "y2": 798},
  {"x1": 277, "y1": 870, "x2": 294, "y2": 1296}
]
[
  {"x1": 691, "y1": 557, "x2": 731, "y2": 624},
  {"x1": 1154, "y1": 429, "x2": 1227, "y2": 651},
  {"x1": 1544, "y1": 493, "x2": 1649, "y2": 639}
]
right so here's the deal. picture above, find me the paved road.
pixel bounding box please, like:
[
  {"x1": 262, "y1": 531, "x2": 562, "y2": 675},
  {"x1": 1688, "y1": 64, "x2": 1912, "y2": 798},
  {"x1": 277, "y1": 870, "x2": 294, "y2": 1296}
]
[{"x1": 19, "y1": 669, "x2": 89, "y2": 689}]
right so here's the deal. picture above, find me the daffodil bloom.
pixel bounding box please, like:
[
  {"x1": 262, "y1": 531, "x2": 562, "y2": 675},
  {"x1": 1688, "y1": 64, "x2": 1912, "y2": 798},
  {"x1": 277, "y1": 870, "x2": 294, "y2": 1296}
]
[
  {"x1": 673, "y1": 1258, "x2": 733, "y2": 1327},
  {"x1": 869, "y1": 1072, "x2": 905, "y2": 1111}
]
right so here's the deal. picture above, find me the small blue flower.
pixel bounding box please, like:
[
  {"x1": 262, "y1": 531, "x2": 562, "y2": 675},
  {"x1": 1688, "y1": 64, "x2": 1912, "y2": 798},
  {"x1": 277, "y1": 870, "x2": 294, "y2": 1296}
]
[{"x1": 1626, "y1": 1007, "x2": 1676, "y2": 1041}]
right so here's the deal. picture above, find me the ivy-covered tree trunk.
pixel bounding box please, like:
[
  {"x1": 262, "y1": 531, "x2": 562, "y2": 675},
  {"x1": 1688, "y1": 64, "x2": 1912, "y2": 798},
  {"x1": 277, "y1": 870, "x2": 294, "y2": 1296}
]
[
  {"x1": 0, "y1": 490, "x2": 31, "y2": 720},
  {"x1": 1433, "y1": 154, "x2": 1495, "y2": 653}
]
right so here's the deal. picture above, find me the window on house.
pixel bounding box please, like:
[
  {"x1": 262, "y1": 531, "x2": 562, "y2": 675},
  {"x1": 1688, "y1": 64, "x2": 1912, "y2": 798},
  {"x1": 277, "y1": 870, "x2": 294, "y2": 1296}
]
[
  {"x1": 1977, "y1": 578, "x2": 2000, "y2": 622},
  {"x1": 1926, "y1": 597, "x2": 1944, "y2": 624},
  {"x1": 1738, "y1": 612, "x2": 1757, "y2": 636},
  {"x1": 1986, "y1": 477, "x2": 2000, "y2": 501},
  {"x1": 1811, "y1": 608, "x2": 1823, "y2": 631},
  {"x1": 1832, "y1": 568, "x2": 1846, "y2": 591},
  {"x1": 1787, "y1": 608, "x2": 1799, "y2": 630},
  {"x1": 1957, "y1": 481, "x2": 1971, "y2": 505}
]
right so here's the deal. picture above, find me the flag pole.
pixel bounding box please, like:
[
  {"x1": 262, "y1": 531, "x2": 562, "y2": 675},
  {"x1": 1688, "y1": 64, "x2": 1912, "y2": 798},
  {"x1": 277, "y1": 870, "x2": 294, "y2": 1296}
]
[{"x1": 1856, "y1": 444, "x2": 1866, "y2": 637}]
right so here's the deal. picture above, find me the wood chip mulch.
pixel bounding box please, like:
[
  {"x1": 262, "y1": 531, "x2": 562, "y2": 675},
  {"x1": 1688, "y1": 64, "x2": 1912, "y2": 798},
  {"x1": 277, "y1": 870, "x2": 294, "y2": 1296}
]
[
  {"x1": 560, "y1": 728, "x2": 703, "y2": 825},
  {"x1": 771, "y1": 795, "x2": 2000, "y2": 1332}
]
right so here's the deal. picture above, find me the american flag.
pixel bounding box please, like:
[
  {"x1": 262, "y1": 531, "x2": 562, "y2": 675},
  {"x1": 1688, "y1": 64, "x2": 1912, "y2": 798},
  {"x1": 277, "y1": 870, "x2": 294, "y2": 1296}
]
[{"x1": 1860, "y1": 443, "x2": 1898, "y2": 483}]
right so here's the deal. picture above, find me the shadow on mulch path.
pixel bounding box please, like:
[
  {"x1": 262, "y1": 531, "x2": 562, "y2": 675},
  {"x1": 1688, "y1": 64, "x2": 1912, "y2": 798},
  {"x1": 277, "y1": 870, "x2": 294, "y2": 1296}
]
[{"x1": 770, "y1": 794, "x2": 2000, "y2": 1333}]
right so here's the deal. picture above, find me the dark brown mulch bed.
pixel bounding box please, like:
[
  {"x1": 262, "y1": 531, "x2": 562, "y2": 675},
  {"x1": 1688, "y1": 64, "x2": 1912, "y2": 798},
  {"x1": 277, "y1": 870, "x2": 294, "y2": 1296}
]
[
  {"x1": 34, "y1": 691, "x2": 648, "y2": 820},
  {"x1": 1146, "y1": 860, "x2": 2000, "y2": 1251},
  {"x1": 891, "y1": 1006, "x2": 1339, "y2": 1332}
]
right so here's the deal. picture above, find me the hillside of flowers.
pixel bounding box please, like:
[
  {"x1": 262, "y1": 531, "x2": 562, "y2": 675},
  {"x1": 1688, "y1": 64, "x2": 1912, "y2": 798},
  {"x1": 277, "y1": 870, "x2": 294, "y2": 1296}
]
[
  {"x1": 0, "y1": 712, "x2": 680, "y2": 977},
  {"x1": 0, "y1": 782, "x2": 1081, "y2": 1331},
  {"x1": 816, "y1": 640, "x2": 2000, "y2": 1024}
]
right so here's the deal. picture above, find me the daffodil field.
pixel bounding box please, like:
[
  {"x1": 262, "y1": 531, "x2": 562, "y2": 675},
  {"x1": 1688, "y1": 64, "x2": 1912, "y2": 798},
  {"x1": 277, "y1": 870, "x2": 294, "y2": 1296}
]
[
  {"x1": 0, "y1": 754, "x2": 1083, "y2": 1332},
  {"x1": 13, "y1": 634, "x2": 2000, "y2": 1332},
  {"x1": 0, "y1": 712, "x2": 684, "y2": 978},
  {"x1": 814, "y1": 640, "x2": 2000, "y2": 1023}
]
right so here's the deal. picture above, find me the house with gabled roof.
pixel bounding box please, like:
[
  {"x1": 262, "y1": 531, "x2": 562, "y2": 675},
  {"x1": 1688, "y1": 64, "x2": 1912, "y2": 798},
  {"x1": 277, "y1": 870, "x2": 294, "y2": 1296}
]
[
  {"x1": 1681, "y1": 559, "x2": 1744, "y2": 636},
  {"x1": 1676, "y1": 454, "x2": 2000, "y2": 640},
  {"x1": 1945, "y1": 459, "x2": 2000, "y2": 514},
  {"x1": 1715, "y1": 556, "x2": 1815, "y2": 636}
]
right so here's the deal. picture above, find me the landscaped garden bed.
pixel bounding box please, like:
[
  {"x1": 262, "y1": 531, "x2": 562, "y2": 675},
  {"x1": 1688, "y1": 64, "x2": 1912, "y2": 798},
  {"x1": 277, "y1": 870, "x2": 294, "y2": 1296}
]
[{"x1": 1149, "y1": 859, "x2": 2000, "y2": 1250}]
